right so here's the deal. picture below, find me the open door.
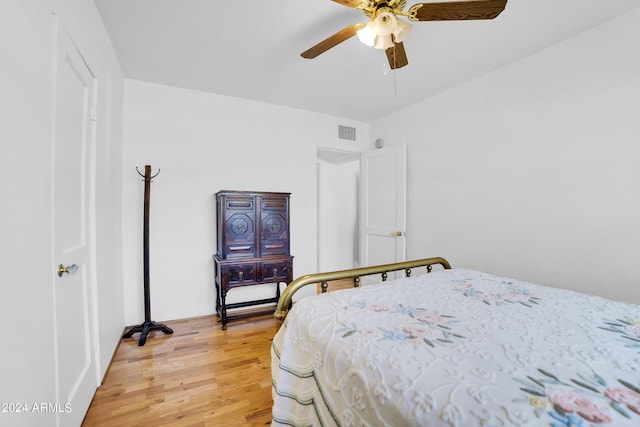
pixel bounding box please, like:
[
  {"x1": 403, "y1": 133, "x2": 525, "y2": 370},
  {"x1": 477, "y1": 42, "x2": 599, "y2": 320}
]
[
  {"x1": 52, "y1": 20, "x2": 98, "y2": 426},
  {"x1": 359, "y1": 143, "x2": 406, "y2": 280}
]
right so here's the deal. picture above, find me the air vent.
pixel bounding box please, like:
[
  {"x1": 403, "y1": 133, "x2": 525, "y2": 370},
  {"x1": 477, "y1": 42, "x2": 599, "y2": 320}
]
[{"x1": 338, "y1": 125, "x2": 356, "y2": 141}]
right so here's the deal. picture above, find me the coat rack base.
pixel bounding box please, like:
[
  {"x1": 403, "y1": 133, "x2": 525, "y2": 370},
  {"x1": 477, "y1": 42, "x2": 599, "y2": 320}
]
[{"x1": 122, "y1": 321, "x2": 173, "y2": 346}]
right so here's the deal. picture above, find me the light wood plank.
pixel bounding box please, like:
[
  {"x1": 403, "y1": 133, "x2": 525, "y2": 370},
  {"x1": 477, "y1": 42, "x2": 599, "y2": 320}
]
[{"x1": 83, "y1": 314, "x2": 277, "y2": 426}]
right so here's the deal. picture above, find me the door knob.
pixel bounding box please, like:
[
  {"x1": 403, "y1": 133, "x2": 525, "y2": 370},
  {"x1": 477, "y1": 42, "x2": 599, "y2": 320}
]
[
  {"x1": 391, "y1": 231, "x2": 404, "y2": 237},
  {"x1": 57, "y1": 264, "x2": 78, "y2": 277}
]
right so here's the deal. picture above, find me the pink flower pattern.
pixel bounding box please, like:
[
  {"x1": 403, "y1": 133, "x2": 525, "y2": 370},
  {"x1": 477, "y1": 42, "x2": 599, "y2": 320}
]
[
  {"x1": 546, "y1": 386, "x2": 613, "y2": 423},
  {"x1": 521, "y1": 369, "x2": 640, "y2": 425},
  {"x1": 402, "y1": 326, "x2": 433, "y2": 339},
  {"x1": 415, "y1": 312, "x2": 444, "y2": 324},
  {"x1": 452, "y1": 279, "x2": 541, "y2": 307},
  {"x1": 624, "y1": 324, "x2": 640, "y2": 338},
  {"x1": 338, "y1": 302, "x2": 463, "y2": 347},
  {"x1": 606, "y1": 388, "x2": 640, "y2": 414}
]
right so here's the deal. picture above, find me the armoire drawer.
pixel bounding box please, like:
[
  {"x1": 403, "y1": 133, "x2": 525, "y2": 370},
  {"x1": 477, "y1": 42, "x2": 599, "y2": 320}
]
[
  {"x1": 261, "y1": 260, "x2": 290, "y2": 281},
  {"x1": 224, "y1": 263, "x2": 257, "y2": 285}
]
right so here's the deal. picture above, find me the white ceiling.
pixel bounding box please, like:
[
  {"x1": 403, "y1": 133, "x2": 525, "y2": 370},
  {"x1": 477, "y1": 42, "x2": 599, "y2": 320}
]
[{"x1": 95, "y1": 0, "x2": 639, "y2": 122}]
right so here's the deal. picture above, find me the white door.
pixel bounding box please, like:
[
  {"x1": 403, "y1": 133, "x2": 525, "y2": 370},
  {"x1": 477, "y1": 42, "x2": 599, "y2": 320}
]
[
  {"x1": 359, "y1": 143, "x2": 406, "y2": 280},
  {"x1": 52, "y1": 21, "x2": 97, "y2": 426}
]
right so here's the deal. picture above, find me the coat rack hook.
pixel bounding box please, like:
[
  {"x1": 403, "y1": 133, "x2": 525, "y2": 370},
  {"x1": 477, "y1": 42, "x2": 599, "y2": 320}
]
[{"x1": 136, "y1": 166, "x2": 161, "y2": 181}]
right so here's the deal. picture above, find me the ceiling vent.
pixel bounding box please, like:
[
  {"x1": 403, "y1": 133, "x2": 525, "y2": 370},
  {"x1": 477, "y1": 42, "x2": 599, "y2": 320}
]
[{"x1": 338, "y1": 125, "x2": 356, "y2": 141}]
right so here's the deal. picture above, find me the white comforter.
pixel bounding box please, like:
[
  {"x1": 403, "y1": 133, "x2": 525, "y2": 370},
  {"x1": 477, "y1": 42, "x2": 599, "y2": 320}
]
[{"x1": 271, "y1": 269, "x2": 640, "y2": 426}]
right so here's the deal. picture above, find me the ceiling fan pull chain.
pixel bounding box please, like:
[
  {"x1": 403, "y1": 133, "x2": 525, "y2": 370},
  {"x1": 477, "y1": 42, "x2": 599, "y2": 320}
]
[
  {"x1": 394, "y1": 66, "x2": 397, "y2": 97},
  {"x1": 393, "y1": 45, "x2": 398, "y2": 96},
  {"x1": 382, "y1": 58, "x2": 398, "y2": 96}
]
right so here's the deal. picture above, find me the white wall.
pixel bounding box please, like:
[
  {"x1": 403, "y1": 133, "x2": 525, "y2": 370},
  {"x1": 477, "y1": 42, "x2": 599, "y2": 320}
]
[
  {"x1": 371, "y1": 7, "x2": 640, "y2": 304},
  {"x1": 122, "y1": 80, "x2": 368, "y2": 324},
  {"x1": 0, "y1": 0, "x2": 124, "y2": 425}
]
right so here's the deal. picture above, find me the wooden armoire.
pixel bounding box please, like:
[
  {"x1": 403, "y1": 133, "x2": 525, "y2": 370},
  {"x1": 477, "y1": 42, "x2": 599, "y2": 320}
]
[{"x1": 213, "y1": 191, "x2": 293, "y2": 329}]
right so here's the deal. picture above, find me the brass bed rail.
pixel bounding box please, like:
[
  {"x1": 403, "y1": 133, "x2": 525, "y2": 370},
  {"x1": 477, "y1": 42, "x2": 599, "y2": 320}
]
[{"x1": 274, "y1": 257, "x2": 451, "y2": 328}]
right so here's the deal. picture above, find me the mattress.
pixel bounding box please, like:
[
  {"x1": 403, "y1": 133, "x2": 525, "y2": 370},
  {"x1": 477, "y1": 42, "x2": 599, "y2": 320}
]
[{"x1": 271, "y1": 268, "x2": 640, "y2": 426}]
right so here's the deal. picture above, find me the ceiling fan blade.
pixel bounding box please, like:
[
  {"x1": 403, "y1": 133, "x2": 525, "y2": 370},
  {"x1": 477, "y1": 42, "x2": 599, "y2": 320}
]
[
  {"x1": 331, "y1": 0, "x2": 364, "y2": 9},
  {"x1": 409, "y1": 0, "x2": 507, "y2": 21},
  {"x1": 301, "y1": 23, "x2": 365, "y2": 59},
  {"x1": 386, "y1": 41, "x2": 408, "y2": 70}
]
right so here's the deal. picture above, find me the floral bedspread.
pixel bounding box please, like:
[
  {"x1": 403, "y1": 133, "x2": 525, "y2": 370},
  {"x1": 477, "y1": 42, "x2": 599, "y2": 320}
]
[{"x1": 271, "y1": 269, "x2": 640, "y2": 426}]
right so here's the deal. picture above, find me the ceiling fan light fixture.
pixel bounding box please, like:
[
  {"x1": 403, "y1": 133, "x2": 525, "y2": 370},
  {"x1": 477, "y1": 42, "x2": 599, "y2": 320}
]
[
  {"x1": 356, "y1": 20, "x2": 377, "y2": 46},
  {"x1": 357, "y1": 8, "x2": 412, "y2": 50},
  {"x1": 374, "y1": 10, "x2": 397, "y2": 36},
  {"x1": 393, "y1": 17, "x2": 412, "y2": 43},
  {"x1": 374, "y1": 34, "x2": 395, "y2": 49}
]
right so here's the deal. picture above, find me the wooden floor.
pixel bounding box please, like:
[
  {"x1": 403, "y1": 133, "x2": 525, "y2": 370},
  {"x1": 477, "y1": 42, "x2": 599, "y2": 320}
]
[{"x1": 83, "y1": 313, "x2": 279, "y2": 426}]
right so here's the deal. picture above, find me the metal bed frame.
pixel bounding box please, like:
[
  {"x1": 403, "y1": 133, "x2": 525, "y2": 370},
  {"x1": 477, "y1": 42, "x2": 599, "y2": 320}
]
[{"x1": 274, "y1": 256, "x2": 451, "y2": 328}]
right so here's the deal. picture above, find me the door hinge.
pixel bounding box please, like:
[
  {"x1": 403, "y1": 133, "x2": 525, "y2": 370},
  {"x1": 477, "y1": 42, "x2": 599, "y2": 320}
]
[{"x1": 90, "y1": 105, "x2": 97, "y2": 122}]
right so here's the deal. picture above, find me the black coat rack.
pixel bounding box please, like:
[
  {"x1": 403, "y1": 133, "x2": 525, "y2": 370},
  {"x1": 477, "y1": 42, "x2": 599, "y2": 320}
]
[{"x1": 123, "y1": 165, "x2": 173, "y2": 346}]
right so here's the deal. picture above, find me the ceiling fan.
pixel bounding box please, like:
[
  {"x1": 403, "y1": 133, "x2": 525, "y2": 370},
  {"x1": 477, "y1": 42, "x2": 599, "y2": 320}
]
[{"x1": 301, "y1": 0, "x2": 507, "y2": 69}]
